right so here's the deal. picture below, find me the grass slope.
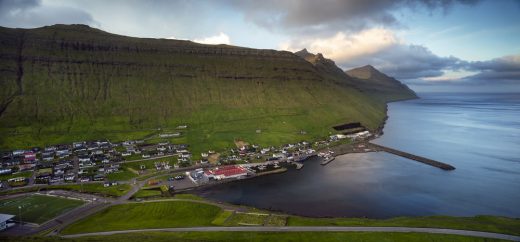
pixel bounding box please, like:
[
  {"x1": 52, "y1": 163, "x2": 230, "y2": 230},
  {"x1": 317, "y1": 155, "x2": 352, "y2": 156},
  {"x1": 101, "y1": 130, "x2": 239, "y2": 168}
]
[
  {"x1": 0, "y1": 194, "x2": 84, "y2": 224},
  {"x1": 61, "y1": 201, "x2": 221, "y2": 234},
  {"x1": 0, "y1": 24, "x2": 400, "y2": 154},
  {"x1": 2, "y1": 232, "x2": 509, "y2": 242},
  {"x1": 288, "y1": 215, "x2": 520, "y2": 236}
]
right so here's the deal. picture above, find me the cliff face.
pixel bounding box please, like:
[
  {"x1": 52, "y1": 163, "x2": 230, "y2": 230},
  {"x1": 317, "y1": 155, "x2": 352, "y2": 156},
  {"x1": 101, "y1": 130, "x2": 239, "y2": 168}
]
[
  {"x1": 346, "y1": 65, "x2": 417, "y2": 101},
  {"x1": 0, "y1": 25, "x2": 396, "y2": 151}
]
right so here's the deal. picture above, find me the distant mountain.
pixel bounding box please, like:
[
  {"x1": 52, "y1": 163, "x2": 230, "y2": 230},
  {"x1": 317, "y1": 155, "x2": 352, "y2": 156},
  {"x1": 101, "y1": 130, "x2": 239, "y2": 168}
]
[
  {"x1": 294, "y1": 49, "x2": 417, "y2": 101},
  {"x1": 0, "y1": 24, "x2": 411, "y2": 152},
  {"x1": 346, "y1": 65, "x2": 417, "y2": 101}
]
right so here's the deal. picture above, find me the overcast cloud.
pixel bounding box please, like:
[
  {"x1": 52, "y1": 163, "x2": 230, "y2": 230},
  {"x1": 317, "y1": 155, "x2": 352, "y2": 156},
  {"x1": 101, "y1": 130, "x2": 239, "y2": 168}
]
[{"x1": 0, "y1": 0, "x2": 97, "y2": 28}]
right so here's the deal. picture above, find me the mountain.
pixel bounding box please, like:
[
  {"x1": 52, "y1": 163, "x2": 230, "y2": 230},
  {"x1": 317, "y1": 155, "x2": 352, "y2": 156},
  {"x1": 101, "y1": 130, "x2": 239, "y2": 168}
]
[
  {"x1": 346, "y1": 65, "x2": 417, "y2": 101},
  {"x1": 0, "y1": 25, "x2": 411, "y2": 154},
  {"x1": 294, "y1": 49, "x2": 416, "y2": 102},
  {"x1": 294, "y1": 48, "x2": 351, "y2": 83}
]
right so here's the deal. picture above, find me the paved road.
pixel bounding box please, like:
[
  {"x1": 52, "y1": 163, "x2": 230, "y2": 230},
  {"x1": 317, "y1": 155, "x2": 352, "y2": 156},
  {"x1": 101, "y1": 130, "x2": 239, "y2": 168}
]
[{"x1": 61, "y1": 226, "x2": 520, "y2": 241}]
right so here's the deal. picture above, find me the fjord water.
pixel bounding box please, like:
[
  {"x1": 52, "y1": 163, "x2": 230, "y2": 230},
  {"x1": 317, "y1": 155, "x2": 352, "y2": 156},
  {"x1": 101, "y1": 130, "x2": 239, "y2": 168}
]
[{"x1": 198, "y1": 93, "x2": 520, "y2": 218}]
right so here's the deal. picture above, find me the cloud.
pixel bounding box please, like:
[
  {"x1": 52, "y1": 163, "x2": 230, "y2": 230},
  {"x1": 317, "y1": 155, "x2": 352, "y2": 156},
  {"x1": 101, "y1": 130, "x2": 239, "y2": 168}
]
[
  {"x1": 193, "y1": 32, "x2": 231, "y2": 45},
  {"x1": 0, "y1": 0, "x2": 97, "y2": 28},
  {"x1": 280, "y1": 28, "x2": 466, "y2": 80},
  {"x1": 280, "y1": 28, "x2": 399, "y2": 62},
  {"x1": 230, "y1": 0, "x2": 481, "y2": 34},
  {"x1": 463, "y1": 55, "x2": 520, "y2": 83}
]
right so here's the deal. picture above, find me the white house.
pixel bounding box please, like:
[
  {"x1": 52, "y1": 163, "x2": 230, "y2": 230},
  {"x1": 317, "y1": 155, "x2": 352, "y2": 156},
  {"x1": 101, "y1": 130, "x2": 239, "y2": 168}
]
[{"x1": 0, "y1": 214, "x2": 15, "y2": 231}]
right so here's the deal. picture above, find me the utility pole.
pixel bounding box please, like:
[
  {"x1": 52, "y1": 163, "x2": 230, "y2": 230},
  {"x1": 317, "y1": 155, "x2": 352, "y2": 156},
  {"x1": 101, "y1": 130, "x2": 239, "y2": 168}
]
[{"x1": 18, "y1": 206, "x2": 22, "y2": 228}]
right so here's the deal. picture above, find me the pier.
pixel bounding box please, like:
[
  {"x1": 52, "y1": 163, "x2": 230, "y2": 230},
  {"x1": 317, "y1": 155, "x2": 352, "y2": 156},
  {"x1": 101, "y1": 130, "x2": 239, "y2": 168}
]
[{"x1": 368, "y1": 143, "x2": 455, "y2": 171}]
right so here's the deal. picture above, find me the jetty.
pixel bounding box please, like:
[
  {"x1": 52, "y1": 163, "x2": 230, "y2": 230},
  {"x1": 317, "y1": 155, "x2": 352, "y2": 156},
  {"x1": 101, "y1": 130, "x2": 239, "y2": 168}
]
[{"x1": 368, "y1": 143, "x2": 455, "y2": 171}]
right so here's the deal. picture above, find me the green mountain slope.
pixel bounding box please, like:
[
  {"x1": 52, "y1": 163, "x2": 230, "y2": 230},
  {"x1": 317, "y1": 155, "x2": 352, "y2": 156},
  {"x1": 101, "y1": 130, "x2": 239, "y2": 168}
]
[{"x1": 0, "y1": 24, "x2": 410, "y2": 154}]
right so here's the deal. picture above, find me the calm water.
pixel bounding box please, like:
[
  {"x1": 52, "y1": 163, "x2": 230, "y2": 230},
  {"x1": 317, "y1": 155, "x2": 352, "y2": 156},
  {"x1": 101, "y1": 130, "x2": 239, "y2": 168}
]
[{"x1": 198, "y1": 93, "x2": 520, "y2": 218}]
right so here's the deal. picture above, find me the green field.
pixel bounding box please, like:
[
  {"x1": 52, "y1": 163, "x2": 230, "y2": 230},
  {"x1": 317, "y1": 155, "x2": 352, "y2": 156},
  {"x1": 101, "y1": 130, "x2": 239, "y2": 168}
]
[
  {"x1": 288, "y1": 215, "x2": 520, "y2": 236},
  {"x1": 106, "y1": 168, "x2": 138, "y2": 181},
  {"x1": 132, "y1": 188, "x2": 162, "y2": 199},
  {"x1": 0, "y1": 231, "x2": 508, "y2": 242},
  {"x1": 44, "y1": 183, "x2": 132, "y2": 197},
  {"x1": 0, "y1": 195, "x2": 84, "y2": 224},
  {"x1": 59, "y1": 198, "x2": 520, "y2": 237},
  {"x1": 61, "y1": 201, "x2": 222, "y2": 234},
  {"x1": 0, "y1": 171, "x2": 33, "y2": 181},
  {"x1": 225, "y1": 212, "x2": 270, "y2": 226}
]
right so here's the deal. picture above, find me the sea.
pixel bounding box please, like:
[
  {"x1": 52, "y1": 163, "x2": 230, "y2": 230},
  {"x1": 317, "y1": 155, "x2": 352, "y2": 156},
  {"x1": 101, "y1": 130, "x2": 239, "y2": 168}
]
[{"x1": 197, "y1": 93, "x2": 520, "y2": 218}]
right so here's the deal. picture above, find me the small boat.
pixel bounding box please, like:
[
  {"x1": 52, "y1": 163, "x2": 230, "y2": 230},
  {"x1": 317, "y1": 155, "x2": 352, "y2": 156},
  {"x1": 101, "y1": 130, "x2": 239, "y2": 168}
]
[{"x1": 320, "y1": 155, "x2": 335, "y2": 165}]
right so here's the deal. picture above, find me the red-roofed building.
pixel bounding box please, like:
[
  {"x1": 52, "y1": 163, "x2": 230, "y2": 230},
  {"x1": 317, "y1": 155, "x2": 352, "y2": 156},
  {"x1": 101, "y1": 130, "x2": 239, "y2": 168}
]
[
  {"x1": 24, "y1": 152, "x2": 36, "y2": 162},
  {"x1": 204, "y1": 165, "x2": 248, "y2": 180}
]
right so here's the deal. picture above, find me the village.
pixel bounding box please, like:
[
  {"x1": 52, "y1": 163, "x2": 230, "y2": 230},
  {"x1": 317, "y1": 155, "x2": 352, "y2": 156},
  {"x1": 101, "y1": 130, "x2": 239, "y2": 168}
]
[{"x1": 0, "y1": 125, "x2": 374, "y2": 192}]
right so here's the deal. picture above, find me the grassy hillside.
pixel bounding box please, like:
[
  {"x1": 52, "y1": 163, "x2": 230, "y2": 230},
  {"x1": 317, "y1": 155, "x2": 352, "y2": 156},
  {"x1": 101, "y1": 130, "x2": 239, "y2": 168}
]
[{"x1": 0, "y1": 24, "x2": 411, "y2": 153}]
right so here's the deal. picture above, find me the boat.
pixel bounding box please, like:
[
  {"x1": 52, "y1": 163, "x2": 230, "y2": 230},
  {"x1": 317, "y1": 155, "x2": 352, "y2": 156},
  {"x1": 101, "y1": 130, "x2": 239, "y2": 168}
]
[{"x1": 320, "y1": 155, "x2": 335, "y2": 165}]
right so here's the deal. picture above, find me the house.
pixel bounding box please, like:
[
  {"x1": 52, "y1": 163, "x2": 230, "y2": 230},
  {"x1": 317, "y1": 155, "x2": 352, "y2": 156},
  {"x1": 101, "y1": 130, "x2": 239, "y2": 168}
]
[
  {"x1": 64, "y1": 174, "x2": 75, "y2": 182},
  {"x1": 42, "y1": 155, "x2": 54, "y2": 162},
  {"x1": 18, "y1": 163, "x2": 35, "y2": 171},
  {"x1": 7, "y1": 177, "x2": 25, "y2": 183},
  {"x1": 93, "y1": 174, "x2": 105, "y2": 181},
  {"x1": 73, "y1": 141, "x2": 86, "y2": 149},
  {"x1": 78, "y1": 155, "x2": 91, "y2": 162},
  {"x1": 0, "y1": 169, "x2": 12, "y2": 175},
  {"x1": 79, "y1": 177, "x2": 90, "y2": 182},
  {"x1": 23, "y1": 152, "x2": 36, "y2": 162},
  {"x1": 0, "y1": 214, "x2": 15, "y2": 231},
  {"x1": 159, "y1": 133, "x2": 181, "y2": 138},
  {"x1": 12, "y1": 150, "x2": 25, "y2": 156}
]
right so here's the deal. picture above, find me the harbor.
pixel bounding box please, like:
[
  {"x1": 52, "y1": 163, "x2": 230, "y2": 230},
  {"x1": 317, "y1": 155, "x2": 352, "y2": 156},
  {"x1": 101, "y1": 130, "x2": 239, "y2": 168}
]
[{"x1": 320, "y1": 140, "x2": 455, "y2": 171}]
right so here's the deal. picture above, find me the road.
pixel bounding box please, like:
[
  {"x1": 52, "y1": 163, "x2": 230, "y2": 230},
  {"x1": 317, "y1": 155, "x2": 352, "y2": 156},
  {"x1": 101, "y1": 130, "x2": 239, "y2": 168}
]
[{"x1": 61, "y1": 226, "x2": 520, "y2": 241}]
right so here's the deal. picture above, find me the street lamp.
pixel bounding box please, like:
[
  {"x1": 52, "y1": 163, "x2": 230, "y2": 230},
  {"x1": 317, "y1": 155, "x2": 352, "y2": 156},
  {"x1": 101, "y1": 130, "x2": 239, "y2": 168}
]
[{"x1": 18, "y1": 205, "x2": 22, "y2": 228}]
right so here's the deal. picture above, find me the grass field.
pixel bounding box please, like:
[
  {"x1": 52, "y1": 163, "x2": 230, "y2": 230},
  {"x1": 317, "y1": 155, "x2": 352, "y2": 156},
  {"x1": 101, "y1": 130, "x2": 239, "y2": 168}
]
[
  {"x1": 225, "y1": 212, "x2": 269, "y2": 226},
  {"x1": 106, "y1": 168, "x2": 138, "y2": 181},
  {"x1": 211, "y1": 210, "x2": 234, "y2": 225},
  {"x1": 0, "y1": 195, "x2": 84, "y2": 224},
  {"x1": 0, "y1": 232, "x2": 508, "y2": 242},
  {"x1": 288, "y1": 215, "x2": 520, "y2": 236},
  {"x1": 61, "y1": 201, "x2": 222, "y2": 234},
  {"x1": 132, "y1": 188, "x2": 162, "y2": 199},
  {"x1": 44, "y1": 183, "x2": 132, "y2": 197}
]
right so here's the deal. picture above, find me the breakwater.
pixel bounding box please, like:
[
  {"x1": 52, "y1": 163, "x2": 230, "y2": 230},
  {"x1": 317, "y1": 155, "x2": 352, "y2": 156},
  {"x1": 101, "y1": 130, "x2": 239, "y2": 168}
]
[{"x1": 368, "y1": 143, "x2": 455, "y2": 171}]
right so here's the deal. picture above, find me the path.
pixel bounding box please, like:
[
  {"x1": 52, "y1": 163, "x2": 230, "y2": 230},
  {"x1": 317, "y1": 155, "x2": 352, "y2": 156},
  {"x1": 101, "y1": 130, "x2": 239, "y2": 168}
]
[{"x1": 61, "y1": 226, "x2": 520, "y2": 241}]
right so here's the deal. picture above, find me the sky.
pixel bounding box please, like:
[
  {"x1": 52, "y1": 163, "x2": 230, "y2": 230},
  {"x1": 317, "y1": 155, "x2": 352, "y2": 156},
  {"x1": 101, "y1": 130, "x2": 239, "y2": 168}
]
[{"x1": 1, "y1": 0, "x2": 519, "y2": 92}]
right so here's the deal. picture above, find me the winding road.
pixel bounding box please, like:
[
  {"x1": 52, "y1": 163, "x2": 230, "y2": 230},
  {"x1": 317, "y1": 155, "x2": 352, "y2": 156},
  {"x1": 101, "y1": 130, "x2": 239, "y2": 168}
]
[{"x1": 61, "y1": 226, "x2": 520, "y2": 241}]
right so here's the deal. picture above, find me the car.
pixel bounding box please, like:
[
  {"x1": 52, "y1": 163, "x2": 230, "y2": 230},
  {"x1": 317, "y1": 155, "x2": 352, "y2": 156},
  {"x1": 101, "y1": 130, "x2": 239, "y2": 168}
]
[{"x1": 174, "y1": 175, "x2": 185, "y2": 180}]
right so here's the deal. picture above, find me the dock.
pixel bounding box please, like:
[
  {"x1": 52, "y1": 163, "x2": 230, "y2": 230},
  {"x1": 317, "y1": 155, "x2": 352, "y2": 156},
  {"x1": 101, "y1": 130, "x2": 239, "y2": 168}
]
[{"x1": 368, "y1": 143, "x2": 455, "y2": 171}]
